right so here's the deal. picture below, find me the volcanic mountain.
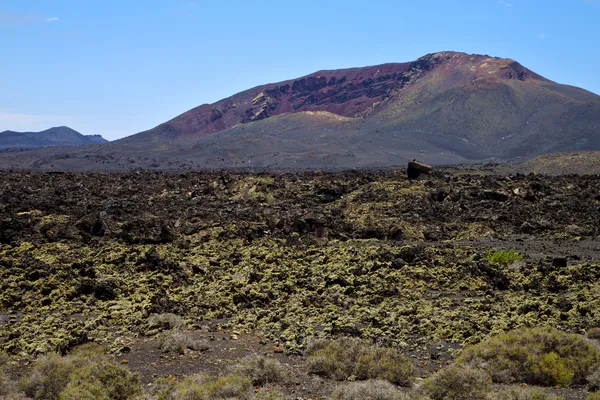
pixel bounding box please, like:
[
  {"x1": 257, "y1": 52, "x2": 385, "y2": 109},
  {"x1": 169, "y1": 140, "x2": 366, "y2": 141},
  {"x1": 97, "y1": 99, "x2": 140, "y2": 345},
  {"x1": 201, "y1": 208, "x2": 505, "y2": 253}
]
[
  {"x1": 0, "y1": 127, "x2": 108, "y2": 150},
  {"x1": 1, "y1": 51, "x2": 599, "y2": 170},
  {"x1": 116, "y1": 51, "x2": 600, "y2": 165}
]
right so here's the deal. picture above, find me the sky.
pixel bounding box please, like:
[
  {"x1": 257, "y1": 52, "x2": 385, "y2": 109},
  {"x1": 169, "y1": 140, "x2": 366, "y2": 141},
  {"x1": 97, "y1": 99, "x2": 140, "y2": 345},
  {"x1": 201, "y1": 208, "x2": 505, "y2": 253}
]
[{"x1": 1, "y1": 0, "x2": 599, "y2": 140}]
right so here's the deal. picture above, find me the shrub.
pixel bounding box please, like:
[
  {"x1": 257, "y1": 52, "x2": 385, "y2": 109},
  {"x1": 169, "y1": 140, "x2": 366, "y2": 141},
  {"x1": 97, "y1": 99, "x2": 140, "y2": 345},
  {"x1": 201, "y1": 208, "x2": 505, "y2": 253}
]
[
  {"x1": 253, "y1": 387, "x2": 288, "y2": 400},
  {"x1": 331, "y1": 380, "x2": 417, "y2": 400},
  {"x1": 421, "y1": 364, "x2": 490, "y2": 400},
  {"x1": 306, "y1": 338, "x2": 413, "y2": 386},
  {"x1": 21, "y1": 343, "x2": 140, "y2": 400},
  {"x1": 588, "y1": 393, "x2": 600, "y2": 400},
  {"x1": 158, "y1": 330, "x2": 208, "y2": 354},
  {"x1": 21, "y1": 353, "x2": 79, "y2": 400},
  {"x1": 0, "y1": 368, "x2": 9, "y2": 397},
  {"x1": 459, "y1": 327, "x2": 600, "y2": 386},
  {"x1": 588, "y1": 328, "x2": 600, "y2": 340},
  {"x1": 492, "y1": 387, "x2": 563, "y2": 400},
  {"x1": 588, "y1": 366, "x2": 600, "y2": 392},
  {"x1": 164, "y1": 374, "x2": 254, "y2": 400},
  {"x1": 59, "y1": 359, "x2": 141, "y2": 400},
  {"x1": 234, "y1": 356, "x2": 292, "y2": 386},
  {"x1": 487, "y1": 249, "x2": 523, "y2": 265},
  {"x1": 148, "y1": 313, "x2": 184, "y2": 330}
]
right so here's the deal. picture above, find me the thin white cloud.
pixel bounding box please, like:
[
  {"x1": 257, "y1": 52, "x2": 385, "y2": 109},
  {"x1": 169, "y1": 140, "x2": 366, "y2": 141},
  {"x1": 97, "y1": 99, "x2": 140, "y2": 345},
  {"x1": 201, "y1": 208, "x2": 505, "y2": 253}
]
[
  {"x1": 537, "y1": 33, "x2": 547, "y2": 39},
  {"x1": 0, "y1": 13, "x2": 59, "y2": 25},
  {"x1": 498, "y1": 1, "x2": 513, "y2": 7}
]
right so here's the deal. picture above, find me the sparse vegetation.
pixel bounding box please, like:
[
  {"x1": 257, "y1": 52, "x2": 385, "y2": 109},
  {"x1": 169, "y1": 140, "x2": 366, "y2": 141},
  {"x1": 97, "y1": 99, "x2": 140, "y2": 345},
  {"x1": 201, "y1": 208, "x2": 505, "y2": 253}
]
[
  {"x1": 157, "y1": 330, "x2": 208, "y2": 354},
  {"x1": 588, "y1": 328, "x2": 600, "y2": 340},
  {"x1": 331, "y1": 379, "x2": 417, "y2": 400},
  {"x1": 306, "y1": 338, "x2": 414, "y2": 386},
  {"x1": 148, "y1": 313, "x2": 185, "y2": 331},
  {"x1": 421, "y1": 364, "x2": 490, "y2": 400},
  {"x1": 234, "y1": 356, "x2": 292, "y2": 386},
  {"x1": 459, "y1": 327, "x2": 600, "y2": 386},
  {"x1": 20, "y1": 344, "x2": 140, "y2": 400},
  {"x1": 486, "y1": 248, "x2": 524, "y2": 265},
  {"x1": 157, "y1": 374, "x2": 254, "y2": 400},
  {"x1": 492, "y1": 387, "x2": 563, "y2": 400}
]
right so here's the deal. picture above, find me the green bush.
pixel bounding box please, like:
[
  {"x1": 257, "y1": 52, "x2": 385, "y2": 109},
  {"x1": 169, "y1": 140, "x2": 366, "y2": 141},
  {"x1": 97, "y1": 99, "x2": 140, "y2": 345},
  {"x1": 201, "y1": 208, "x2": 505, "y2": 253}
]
[
  {"x1": 588, "y1": 393, "x2": 600, "y2": 400},
  {"x1": 159, "y1": 374, "x2": 254, "y2": 400},
  {"x1": 21, "y1": 353, "x2": 79, "y2": 400},
  {"x1": 234, "y1": 356, "x2": 292, "y2": 386},
  {"x1": 331, "y1": 380, "x2": 417, "y2": 400},
  {"x1": 21, "y1": 344, "x2": 140, "y2": 400},
  {"x1": 492, "y1": 387, "x2": 563, "y2": 400},
  {"x1": 486, "y1": 249, "x2": 523, "y2": 265},
  {"x1": 306, "y1": 338, "x2": 413, "y2": 386},
  {"x1": 157, "y1": 330, "x2": 208, "y2": 354},
  {"x1": 421, "y1": 364, "x2": 490, "y2": 400},
  {"x1": 59, "y1": 359, "x2": 140, "y2": 400},
  {"x1": 459, "y1": 327, "x2": 600, "y2": 386}
]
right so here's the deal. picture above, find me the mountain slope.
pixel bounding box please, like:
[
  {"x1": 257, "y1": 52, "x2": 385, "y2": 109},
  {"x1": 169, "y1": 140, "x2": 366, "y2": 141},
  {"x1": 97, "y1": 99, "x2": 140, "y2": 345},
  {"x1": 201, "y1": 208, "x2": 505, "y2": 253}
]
[
  {"x1": 0, "y1": 127, "x2": 108, "y2": 149},
  {"x1": 119, "y1": 51, "x2": 600, "y2": 164}
]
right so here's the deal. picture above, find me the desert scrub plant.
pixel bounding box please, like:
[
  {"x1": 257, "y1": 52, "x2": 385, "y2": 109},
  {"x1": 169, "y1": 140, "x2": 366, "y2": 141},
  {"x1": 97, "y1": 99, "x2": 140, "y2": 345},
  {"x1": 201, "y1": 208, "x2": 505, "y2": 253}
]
[
  {"x1": 21, "y1": 353, "x2": 79, "y2": 399},
  {"x1": 331, "y1": 379, "x2": 419, "y2": 400},
  {"x1": 306, "y1": 338, "x2": 414, "y2": 386},
  {"x1": 233, "y1": 356, "x2": 292, "y2": 386},
  {"x1": 157, "y1": 330, "x2": 208, "y2": 354},
  {"x1": 253, "y1": 387, "x2": 288, "y2": 400},
  {"x1": 458, "y1": 327, "x2": 600, "y2": 386},
  {"x1": 486, "y1": 248, "x2": 523, "y2": 265},
  {"x1": 156, "y1": 374, "x2": 253, "y2": 400},
  {"x1": 588, "y1": 328, "x2": 600, "y2": 340},
  {"x1": 492, "y1": 387, "x2": 564, "y2": 400},
  {"x1": 588, "y1": 366, "x2": 600, "y2": 392},
  {"x1": 148, "y1": 313, "x2": 184, "y2": 330},
  {"x1": 59, "y1": 359, "x2": 141, "y2": 400},
  {"x1": 421, "y1": 364, "x2": 490, "y2": 400},
  {"x1": 21, "y1": 343, "x2": 140, "y2": 400}
]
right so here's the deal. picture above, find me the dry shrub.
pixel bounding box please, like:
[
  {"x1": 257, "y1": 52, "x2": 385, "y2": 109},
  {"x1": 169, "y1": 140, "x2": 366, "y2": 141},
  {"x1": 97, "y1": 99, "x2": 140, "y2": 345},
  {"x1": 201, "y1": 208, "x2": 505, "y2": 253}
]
[
  {"x1": 588, "y1": 393, "x2": 600, "y2": 400},
  {"x1": 459, "y1": 327, "x2": 600, "y2": 386},
  {"x1": 234, "y1": 356, "x2": 293, "y2": 386},
  {"x1": 20, "y1": 343, "x2": 140, "y2": 400},
  {"x1": 59, "y1": 359, "x2": 141, "y2": 400},
  {"x1": 160, "y1": 374, "x2": 253, "y2": 400},
  {"x1": 421, "y1": 364, "x2": 490, "y2": 400},
  {"x1": 332, "y1": 380, "x2": 419, "y2": 400},
  {"x1": 492, "y1": 387, "x2": 564, "y2": 400},
  {"x1": 148, "y1": 313, "x2": 184, "y2": 330},
  {"x1": 157, "y1": 330, "x2": 208, "y2": 354},
  {"x1": 589, "y1": 328, "x2": 600, "y2": 340},
  {"x1": 306, "y1": 338, "x2": 413, "y2": 386}
]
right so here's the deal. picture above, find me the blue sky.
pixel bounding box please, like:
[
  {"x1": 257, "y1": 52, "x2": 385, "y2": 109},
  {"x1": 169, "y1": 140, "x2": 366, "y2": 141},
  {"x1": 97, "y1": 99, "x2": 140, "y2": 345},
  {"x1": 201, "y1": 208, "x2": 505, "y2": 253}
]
[{"x1": 1, "y1": 0, "x2": 599, "y2": 140}]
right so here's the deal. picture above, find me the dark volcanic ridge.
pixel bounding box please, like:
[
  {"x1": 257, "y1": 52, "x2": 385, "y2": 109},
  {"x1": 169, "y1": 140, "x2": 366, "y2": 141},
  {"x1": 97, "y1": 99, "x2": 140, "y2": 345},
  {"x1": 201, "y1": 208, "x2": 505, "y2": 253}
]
[
  {"x1": 1, "y1": 51, "x2": 600, "y2": 170},
  {"x1": 0, "y1": 126, "x2": 108, "y2": 150}
]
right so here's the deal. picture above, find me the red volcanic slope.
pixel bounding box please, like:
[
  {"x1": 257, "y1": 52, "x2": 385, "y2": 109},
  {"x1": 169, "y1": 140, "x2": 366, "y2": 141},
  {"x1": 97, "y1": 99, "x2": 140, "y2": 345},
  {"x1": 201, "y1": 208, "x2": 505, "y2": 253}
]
[{"x1": 135, "y1": 52, "x2": 549, "y2": 141}]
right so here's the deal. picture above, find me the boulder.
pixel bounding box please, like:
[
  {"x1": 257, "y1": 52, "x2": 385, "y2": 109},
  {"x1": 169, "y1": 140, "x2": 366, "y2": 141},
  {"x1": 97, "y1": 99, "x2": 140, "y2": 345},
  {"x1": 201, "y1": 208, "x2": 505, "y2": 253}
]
[{"x1": 407, "y1": 159, "x2": 433, "y2": 179}]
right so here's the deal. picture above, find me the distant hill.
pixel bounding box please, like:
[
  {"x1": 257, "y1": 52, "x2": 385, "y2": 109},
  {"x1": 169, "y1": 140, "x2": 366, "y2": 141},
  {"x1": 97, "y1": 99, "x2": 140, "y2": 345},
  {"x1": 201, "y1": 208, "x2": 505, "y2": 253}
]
[{"x1": 0, "y1": 126, "x2": 108, "y2": 149}]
